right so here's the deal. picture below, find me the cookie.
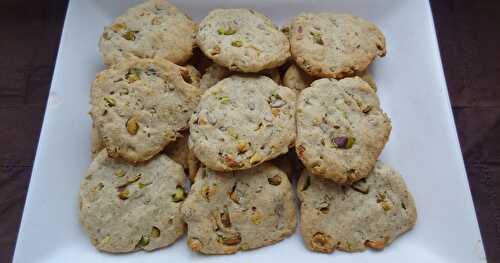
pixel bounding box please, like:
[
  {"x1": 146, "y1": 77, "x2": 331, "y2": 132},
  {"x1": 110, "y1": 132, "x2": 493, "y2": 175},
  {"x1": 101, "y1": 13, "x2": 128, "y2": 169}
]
[
  {"x1": 99, "y1": 0, "x2": 197, "y2": 66},
  {"x1": 181, "y1": 163, "x2": 297, "y2": 254},
  {"x1": 197, "y1": 9, "x2": 290, "y2": 73},
  {"x1": 79, "y1": 150, "x2": 187, "y2": 253},
  {"x1": 290, "y1": 12, "x2": 386, "y2": 78},
  {"x1": 296, "y1": 77, "x2": 391, "y2": 184},
  {"x1": 200, "y1": 63, "x2": 281, "y2": 90},
  {"x1": 297, "y1": 161, "x2": 417, "y2": 253},
  {"x1": 283, "y1": 63, "x2": 377, "y2": 93},
  {"x1": 189, "y1": 75, "x2": 296, "y2": 171},
  {"x1": 90, "y1": 58, "x2": 202, "y2": 163}
]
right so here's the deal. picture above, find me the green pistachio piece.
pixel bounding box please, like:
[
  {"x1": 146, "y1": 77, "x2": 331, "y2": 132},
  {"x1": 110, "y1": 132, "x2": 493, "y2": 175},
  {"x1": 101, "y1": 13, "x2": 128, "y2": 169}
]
[
  {"x1": 100, "y1": 235, "x2": 111, "y2": 245},
  {"x1": 218, "y1": 95, "x2": 230, "y2": 104},
  {"x1": 104, "y1": 97, "x2": 116, "y2": 107},
  {"x1": 136, "y1": 236, "x2": 150, "y2": 248},
  {"x1": 126, "y1": 68, "x2": 142, "y2": 83},
  {"x1": 217, "y1": 232, "x2": 241, "y2": 245},
  {"x1": 251, "y1": 211, "x2": 262, "y2": 225},
  {"x1": 231, "y1": 40, "x2": 243, "y2": 47},
  {"x1": 151, "y1": 226, "x2": 161, "y2": 238},
  {"x1": 217, "y1": 27, "x2": 236, "y2": 35},
  {"x1": 381, "y1": 201, "x2": 393, "y2": 211},
  {"x1": 172, "y1": 185, "x2": 186, "y2": 202},
  {"x1": 128, "y1": 173, "x2": 142, "y2": 183},
  {"x1": 249, "y1": 153, "x2": 262, "y2": 164},
  {"x1": 118, "y1": 189, "x2": 129, "y2": 200},
  {"x1": 114, "y1": 170, "x2": 126, "y2": 177},
  {"x1": 122, "y1": 30, "x2": 139, "y2": 41},
  {"x1": 310, "y1": 31, "x2": 324, "y2": 45},
  {"x1": 111, "y1": 22, "x2": 127, "y2": 32}
]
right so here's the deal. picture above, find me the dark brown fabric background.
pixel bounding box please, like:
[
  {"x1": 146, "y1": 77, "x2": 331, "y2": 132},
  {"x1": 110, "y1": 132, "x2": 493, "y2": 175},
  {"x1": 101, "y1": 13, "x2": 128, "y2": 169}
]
[{"x1": 0, "y1": 0, "x2": 499, "y2": 262}]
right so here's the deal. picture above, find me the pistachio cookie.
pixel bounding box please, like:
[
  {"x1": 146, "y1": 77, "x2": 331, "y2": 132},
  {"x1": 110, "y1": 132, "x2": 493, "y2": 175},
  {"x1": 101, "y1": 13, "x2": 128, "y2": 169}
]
[
  {"x1": 197, "y1": 9, "x2": 290, "y2": 72},
  {"x1": 90, "y1": 65, "x2": 200, "y2": 160},
  {"x1": 99, "y1": 0, "x2": 197, "y2": 65},
  {"x1": 182, "y1": 164, "x2": 297, "y2": 254},
  {"x1": 189, "y1": 75, "x2": 296, "y2": 171},
  {"x1": 296, "y1": 77, "x2": 391, "y2": 184},
  {"x1": 283, "y1": 63, "x2": 377, "y2": 93},
  {"x1": 90, "y1": 58, "x2": 202, "y2": 163},
  {"x1": 297, "y1": 161, "x2": 417, "y2": 253},
  {"x1": 200, "y1": 63, "x2": 281, "y2": 90},
  {"x1": 79, "y1": 150, "x2": 187, "y2": 253},
  {"x1": 290, "y1": 12, "x2": 386, "y2": 78}
]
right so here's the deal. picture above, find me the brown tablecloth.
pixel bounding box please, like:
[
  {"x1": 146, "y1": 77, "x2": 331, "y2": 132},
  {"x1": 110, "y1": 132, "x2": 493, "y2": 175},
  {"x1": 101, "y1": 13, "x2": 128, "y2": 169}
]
[{"x1": 1, "y1": 0, "x2": 499, "y2": 262}]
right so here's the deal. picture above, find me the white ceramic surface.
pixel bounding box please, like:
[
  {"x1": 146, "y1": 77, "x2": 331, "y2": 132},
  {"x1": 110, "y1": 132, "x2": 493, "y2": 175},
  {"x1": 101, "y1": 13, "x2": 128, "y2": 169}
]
[{"x1": 13, "y1": 1, "x2": 486, "y2": 262}]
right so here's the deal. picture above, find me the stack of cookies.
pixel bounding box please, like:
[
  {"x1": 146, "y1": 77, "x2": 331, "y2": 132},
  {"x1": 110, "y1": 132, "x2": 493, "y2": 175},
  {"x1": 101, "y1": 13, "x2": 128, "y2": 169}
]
[{"x1": 79, "y1": 0, "x2": 417, "y2": 256}]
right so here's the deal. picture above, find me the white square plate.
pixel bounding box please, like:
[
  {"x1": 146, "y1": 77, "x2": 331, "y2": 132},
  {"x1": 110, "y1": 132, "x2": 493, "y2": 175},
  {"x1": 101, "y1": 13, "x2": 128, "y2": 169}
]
[{"x1": 13, "y1": 0, "x2": 486, "y2": 262}]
